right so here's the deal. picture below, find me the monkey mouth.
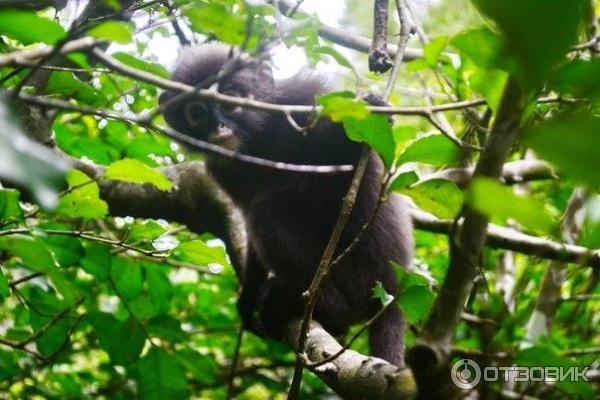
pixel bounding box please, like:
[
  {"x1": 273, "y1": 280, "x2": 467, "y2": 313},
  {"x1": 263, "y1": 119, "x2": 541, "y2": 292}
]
[{"x1": 208, "y1": 127, "x2": 240, "y2": 150}]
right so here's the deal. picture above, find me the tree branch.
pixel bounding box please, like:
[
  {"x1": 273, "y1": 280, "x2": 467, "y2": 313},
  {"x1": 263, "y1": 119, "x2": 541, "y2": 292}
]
[
  {"x1": 411, "y1": 77, "x2": 527, "y2": 395},
  {"x1": 284, "y1": 320, "x2": 417, "y2": 400},
  {"x1": 410, "y1": 209, "x2": 600, "y2": 268}
]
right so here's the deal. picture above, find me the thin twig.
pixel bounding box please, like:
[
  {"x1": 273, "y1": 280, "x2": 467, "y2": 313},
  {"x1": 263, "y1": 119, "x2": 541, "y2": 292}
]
[
  {"x1": 226, "y1": 327, "x2": 244, "y2": 399},
  {"x1": 287, "y1": 146, "x2": 371, "y2": 399}
]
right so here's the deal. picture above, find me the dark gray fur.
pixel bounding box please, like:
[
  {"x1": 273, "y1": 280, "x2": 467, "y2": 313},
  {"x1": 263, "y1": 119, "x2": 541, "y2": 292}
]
[{"x1": 160, "y1": 43, "x2": 413, "y2": 366}]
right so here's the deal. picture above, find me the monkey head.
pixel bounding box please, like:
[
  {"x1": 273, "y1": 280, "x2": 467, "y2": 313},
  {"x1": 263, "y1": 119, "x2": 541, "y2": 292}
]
[{"x1": 159, "y1": 43, "x2": 274, "y2": 151}]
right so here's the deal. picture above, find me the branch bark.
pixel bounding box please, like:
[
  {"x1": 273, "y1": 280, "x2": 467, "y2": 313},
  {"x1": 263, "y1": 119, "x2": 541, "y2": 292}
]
[
  {"x1": 410, "y1": 77, "x2": 527, "y2": 397},
  {"x1": 284, "y1": 320, "x2": 417, "y2": 400}
]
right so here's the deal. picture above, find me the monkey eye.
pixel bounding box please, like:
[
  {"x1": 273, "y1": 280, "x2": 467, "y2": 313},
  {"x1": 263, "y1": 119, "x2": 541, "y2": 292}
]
[{"x1": 184, "y1": 102, "x2": 210, "y2": 127}]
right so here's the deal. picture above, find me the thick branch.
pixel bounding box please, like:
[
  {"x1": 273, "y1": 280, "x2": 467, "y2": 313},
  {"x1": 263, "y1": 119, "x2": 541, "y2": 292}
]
[
  {"x1": 410, "y1": 209, "x2": 600, "y2": 269},
  {"x1": 284, "y1": 320, "x2": 416, "y2": 400},
  {"x1": 413, "y1": 78, "x2": 526, "y2": 385},
  {"x1": 423, "y1": 159, "x2": 556, "y2": 187}
]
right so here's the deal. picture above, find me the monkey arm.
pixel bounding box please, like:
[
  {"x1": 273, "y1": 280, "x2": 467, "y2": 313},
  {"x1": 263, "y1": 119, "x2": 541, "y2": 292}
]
[{"x1": 237, "y1": 246, "x2": 269, "y2": 335}]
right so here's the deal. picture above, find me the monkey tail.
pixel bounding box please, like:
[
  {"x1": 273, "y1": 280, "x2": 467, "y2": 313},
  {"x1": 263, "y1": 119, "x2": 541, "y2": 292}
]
[{"x1": 369, "y1": 304, "x2": 405, "y2": 367}]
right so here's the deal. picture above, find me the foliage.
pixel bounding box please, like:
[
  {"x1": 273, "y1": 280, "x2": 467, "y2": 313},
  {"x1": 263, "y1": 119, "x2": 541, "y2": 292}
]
[{"x1": 0, "y1": 0, "x2": 598, "y2": 399}]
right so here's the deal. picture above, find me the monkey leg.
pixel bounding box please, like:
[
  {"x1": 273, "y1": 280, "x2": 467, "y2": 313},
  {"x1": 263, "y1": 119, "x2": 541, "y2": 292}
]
[
  {"x1": 257, "y1": 278, "x2": 354, "y2": 340},
  {"x1": 369, "y1": 304, "x2": 405, "y2": 367},
  {"x1": 256, "y1": 277, "x2": 303, "y2": 339}
]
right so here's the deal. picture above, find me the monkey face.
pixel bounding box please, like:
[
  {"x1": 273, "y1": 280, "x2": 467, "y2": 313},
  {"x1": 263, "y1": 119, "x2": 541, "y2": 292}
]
[
  {"x1": 160, "y1": 90, "x2": 246, "y2": 152},
  {"x1": 160, "y1": 43, "x2": 273, "y2": 153}
]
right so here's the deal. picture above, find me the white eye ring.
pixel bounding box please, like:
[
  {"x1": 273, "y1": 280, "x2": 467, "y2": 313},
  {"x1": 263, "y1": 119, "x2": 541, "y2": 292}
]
[{"x1": 184, "y1": 102, "x2": 210, "y2": 127}]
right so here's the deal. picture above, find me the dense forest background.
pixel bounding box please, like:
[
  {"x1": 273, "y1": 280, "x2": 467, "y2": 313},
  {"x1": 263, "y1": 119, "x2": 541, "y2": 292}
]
[{"x1": 0, "y1": 0, "x2": 598, "y2": 399}]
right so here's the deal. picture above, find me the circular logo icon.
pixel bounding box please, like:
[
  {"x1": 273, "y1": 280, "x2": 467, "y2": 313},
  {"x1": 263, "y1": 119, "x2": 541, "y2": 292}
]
[{"x1": 450, "y1": 359, "x2": 481, "y2": 390}]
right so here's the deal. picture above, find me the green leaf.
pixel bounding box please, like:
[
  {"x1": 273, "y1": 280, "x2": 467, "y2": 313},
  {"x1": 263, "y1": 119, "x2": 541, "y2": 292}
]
[
  {"x1": 30, "y1": 312, "x2": 72, "y2": 355},
  {"x1": 174, "y1": 349, "x2": 219, "y2": 384},
  {"x1": 134, "y1": 347, "x2": 187, "y2": 400},
  {"x1": 515, "y1": 346, "x2": 594, "y2": 400},
  {"x1": 145, "y1": 266, "x2": 172, "y2": 313},
  {"x1": 372, "y1": 281, "x2": 394, "y2": 306},
  {"x1": 471, "y1": 0, "x2": 587, "y2": 90},
  {"x1": 87, "y1": 21, "x2": 133, "y2": 44},
  {"x1": 112, "y1": 53, "x2": 169, "y2": 79},
  {"x1": 452, "y1": 28, "x2": 504, "y2": 70},
  {"x1": 0, "y1": 234, "x2": 76, "y2": 302},
  {"x1": 399, "y1": 285, "x2": 434, "y2": 324},
  {"x1": 146, "y1": 315, "x2": 186, "y2": 343},
  {"x1": 398, "y1": 134, "x2": 463, "y2": 166},
  {"x1": 129, "y1": 220, "x2": 168, "y2": 242},
  {"x1": 46, "y1": 72, "x2": 106, "y2": 106},
  {"x1": 39, "y1": 224, "x2": 84, "y2": 268},
  {"x1": 424, "y1": 36, "x2": 448, "y2": 66},
  {"x1": 551, "y1": 59, "x2": 600, "y2": 104},
  {"x1": 399, "y1": 179, "x2": 464, "y2": 219},
  {"x1": 389, "y1": 171, "x2": 419, "y2": 192},
  {"x1": 319, "y1": 92, "x2": 369, "y2": 122},
  {"x1": 80, "y1": 243, "x2": 111, "y2": 281},
  {"x1": 0, "y1": 9, "x2": 65, "y2": 45},
  {"x1": 466, "y1": 177, "x2": 554, "y2": 233},
  {"x1": 313, "y1": 46, "x2": 354, "y2": 70},
  {"x1": 523, "y1": 114, "x2": 600, "y2": 188},
  {"x1": 0, "y1": 189, "x2": 22, "y2": 220},
  {"x1": 470, "y1": 68, "x2": 508, "y2": 113},
  {"x1": 185, "y1": 3, "x2": 248, "y2": 46},
  {"x1": 111, "y1": 257, "x2": 143, "y2": 300},
  {"x1": 88, "y1": 312, "x2": 146, "y2": 365},
  {"x1": 344, "y1": 114, "x2": 395, "y2": 168},
  {"x1": 57, "y1": 169, "x2": 108, "y2": 219},
  {"x1": 105, "y1": 159, "x2": 173, "y2": 191},
  {"x1": 0, "y1": 234, "x2": 57, "y2": 270},
  {"x1": 0, "y1": 269, "x2": 9, "y2": 302},
  {"x1": 174, "y1": 240, "x2": 229, "y2": 267}
]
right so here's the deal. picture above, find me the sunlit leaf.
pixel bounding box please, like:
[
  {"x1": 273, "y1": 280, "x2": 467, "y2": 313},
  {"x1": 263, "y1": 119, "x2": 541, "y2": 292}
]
[
  {"x1": 174, "y1": 240, "x2": 229, "y2": 267},
  {"x1": 105, "y1": 159, "x2": 173, "y2": 191},
  {"x1": 398, "y1": 134, "x2": 463, "y2": 166},
  {"x1": 399, "y1": 179, "x2": 464, "y2": 219},
  {"x1": 57, "y1": 169, "x2": 108, "y2": 219},
  {"x1": 399, "y1": 285, "x2": 434, "y2": 324},
  {"x1": 344, "y1": 114, "x2": 395, "y2": 168},
  {"x1": 389, "y1": 171, "x2": 419, "y2": 192},
  {"x1": 319, "y1": 92, "x2": 369, "y2": 122},
  {"x1": 424, "y1": 36, "x2": 448, "y2": 66},
  {"x1": 372, "y1": 281, "x2": 394, "y2": 306},
  {"x1": 0, "y1": 8, "x2": 65, "y2": 44},
  {"x1": 87, "y1": 21, "x2": 133, "y2": 44},
  {"x1": 0, "y1": 189, "x2": 22, "y2": 220}
]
